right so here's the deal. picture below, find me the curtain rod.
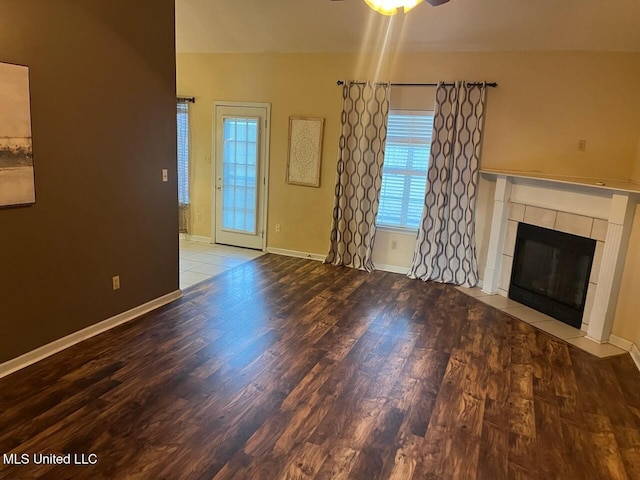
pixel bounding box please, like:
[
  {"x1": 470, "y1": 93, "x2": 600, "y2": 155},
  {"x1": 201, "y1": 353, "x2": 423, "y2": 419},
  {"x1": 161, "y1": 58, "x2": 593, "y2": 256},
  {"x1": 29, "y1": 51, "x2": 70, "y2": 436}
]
[
  {"x1": 336, "y1": 81, "x2": 498, "y2": 88},
  {"x1": 177, "y1": 96, "x2": 196, "y2": 103}
]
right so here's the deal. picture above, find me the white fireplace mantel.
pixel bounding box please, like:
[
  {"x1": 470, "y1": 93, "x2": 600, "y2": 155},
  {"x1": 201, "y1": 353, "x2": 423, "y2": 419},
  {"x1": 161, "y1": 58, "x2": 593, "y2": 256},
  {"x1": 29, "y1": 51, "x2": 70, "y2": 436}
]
[
  {"x1": 481, "y1": 170, "x2": 639, "y2": 344},
  {"x1": 480, "y1": 169, "x2": 640, "y2": 194}
]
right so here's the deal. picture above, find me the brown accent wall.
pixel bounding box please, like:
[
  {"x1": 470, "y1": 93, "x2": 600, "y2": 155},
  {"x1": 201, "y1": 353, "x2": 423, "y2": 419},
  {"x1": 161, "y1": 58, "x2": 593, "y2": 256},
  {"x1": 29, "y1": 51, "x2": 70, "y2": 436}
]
[{"x1": 0, "y1": 0, "x2": 178, "y2": 363}]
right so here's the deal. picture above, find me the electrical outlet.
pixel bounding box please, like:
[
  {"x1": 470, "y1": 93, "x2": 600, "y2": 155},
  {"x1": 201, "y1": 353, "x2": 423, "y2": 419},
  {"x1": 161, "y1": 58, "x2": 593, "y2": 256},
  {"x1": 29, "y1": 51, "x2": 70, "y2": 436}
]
[
  {"x1": 112, "y1": 275, "x2": 120, "y2": 290},
  {"x1": 162, "y1": 169, "x2": 168, "y2": 182},
  {"x1": 391, "y1": 240, "x2": 398, "y2": 250},
  {"x1": 577, "y1": 139, "x2": 586, "y2": 152},
  {"x1": 275, "y1": 224, "x2": 281, "y2": 233}
]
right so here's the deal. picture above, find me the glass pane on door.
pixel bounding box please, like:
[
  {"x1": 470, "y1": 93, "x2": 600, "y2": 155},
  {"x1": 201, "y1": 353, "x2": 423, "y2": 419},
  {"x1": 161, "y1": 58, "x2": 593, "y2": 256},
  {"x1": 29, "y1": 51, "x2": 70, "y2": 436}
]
[{"x1": 222, "y1": 117, "x2": 259, "y2": 234}]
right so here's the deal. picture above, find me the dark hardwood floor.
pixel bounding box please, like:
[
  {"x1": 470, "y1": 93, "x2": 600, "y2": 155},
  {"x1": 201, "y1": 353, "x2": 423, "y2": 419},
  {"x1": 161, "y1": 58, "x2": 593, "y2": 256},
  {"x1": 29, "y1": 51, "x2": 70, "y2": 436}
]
[{"x1": 1, "y1": 254, "x2": 640, "y2": 479}]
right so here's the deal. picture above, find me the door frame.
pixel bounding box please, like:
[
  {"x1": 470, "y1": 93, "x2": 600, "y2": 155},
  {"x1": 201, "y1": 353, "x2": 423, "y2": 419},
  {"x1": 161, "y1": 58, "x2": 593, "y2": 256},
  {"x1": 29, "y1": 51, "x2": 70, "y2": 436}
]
[{"x1": 212, "y1": 101, "x2": 271, "y2": 251}]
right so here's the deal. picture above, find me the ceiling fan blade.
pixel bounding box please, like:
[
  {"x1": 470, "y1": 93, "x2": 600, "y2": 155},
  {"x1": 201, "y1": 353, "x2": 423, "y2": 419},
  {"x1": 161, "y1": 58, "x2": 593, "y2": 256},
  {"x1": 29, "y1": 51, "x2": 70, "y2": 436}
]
[{"x1": 424, "y1": 0, "x2": 450, "y2": 5}]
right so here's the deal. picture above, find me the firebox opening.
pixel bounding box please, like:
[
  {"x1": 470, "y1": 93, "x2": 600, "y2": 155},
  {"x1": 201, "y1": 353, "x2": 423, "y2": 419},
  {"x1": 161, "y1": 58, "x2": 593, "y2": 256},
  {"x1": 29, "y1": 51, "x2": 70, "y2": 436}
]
[{"x1": 509, "y1": 223, "x2": 596, "y2": 329}]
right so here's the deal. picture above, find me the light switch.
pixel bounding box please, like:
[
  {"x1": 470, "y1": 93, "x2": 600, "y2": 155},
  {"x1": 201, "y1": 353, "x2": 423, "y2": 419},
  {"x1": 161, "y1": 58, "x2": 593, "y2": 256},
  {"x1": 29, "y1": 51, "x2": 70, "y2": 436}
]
[{"x1": 162, "y1": 169, "x2": 168, "y2": 182}]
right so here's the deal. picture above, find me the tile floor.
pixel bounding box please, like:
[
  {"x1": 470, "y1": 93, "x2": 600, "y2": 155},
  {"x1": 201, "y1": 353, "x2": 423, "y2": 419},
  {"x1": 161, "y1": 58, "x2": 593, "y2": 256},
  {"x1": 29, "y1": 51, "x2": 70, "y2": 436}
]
[
  {"x1": 456, "y1": 286, "x2": 627, "y2": 359},
  {"x1": 179, "y1": 239, "x2": 264, "y2": 289}
]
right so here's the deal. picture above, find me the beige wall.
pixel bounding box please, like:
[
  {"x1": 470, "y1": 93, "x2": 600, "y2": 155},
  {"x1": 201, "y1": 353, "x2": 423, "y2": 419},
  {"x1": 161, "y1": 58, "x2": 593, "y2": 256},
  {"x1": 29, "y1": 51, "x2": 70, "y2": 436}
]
[
  {"x1": 177, "y1": 53, "x2": 348, "y2": 253},
  {"x1": 613, "y1": 206, "x2": 640, "y2": 347},
  {"x1": 0, "y1": 0, "x2": 178, "y2": 363},
  {"x1": 178, "y1": 51, "x2": 640, "y2": 256},
  {"x1": 633, "y1": 136, "x2": 640, "y2": 183},
  {"x1": 613, "y1": 134, "x2": 640, "y2": 347}
]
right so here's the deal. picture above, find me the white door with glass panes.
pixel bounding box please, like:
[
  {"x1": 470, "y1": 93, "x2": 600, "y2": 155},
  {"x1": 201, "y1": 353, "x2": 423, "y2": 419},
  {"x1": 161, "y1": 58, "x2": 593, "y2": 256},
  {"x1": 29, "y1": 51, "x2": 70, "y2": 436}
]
[{"x1": 214, "y1": 104, "x2": 269, "y2": 250}]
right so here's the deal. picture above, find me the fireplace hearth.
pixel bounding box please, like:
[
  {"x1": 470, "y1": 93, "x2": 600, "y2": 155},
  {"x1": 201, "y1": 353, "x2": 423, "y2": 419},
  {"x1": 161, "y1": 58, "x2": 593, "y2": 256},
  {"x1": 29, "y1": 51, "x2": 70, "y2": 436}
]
[{"x1": 509, "y1": 223, "x2": 596, "y2": 328}]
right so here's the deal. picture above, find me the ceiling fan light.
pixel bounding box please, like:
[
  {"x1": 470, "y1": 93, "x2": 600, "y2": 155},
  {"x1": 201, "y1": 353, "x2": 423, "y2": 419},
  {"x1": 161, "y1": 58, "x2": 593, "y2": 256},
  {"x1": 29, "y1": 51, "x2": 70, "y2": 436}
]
[
  {"x1": 363, "y1": 0, "x2": 399, "y2": 16},
  {"x1": 403, "y1": 0, "x2": 423, "y2": 13},
  {"x1": 361, "y1": 0, "x2": 450, "y2": 15}
]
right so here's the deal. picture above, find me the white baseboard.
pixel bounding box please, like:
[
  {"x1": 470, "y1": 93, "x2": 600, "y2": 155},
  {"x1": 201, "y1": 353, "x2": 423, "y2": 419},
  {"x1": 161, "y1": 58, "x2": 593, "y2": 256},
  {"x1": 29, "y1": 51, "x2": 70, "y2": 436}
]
[
  {"x1": 374, "y1": 263, "x2": 409, "y2": 275},
  {"x1": 608, "y1": 334, "x2": 634, "y2": 352},
  {"x1": 180, "y1": 234, "x2": 212, "y2": 244},
  {"x1": 266, "y1": 247, "x2": 325, "y2": 261},
  {"x1": 0, "y1": 290, "x2": 182, "y2": 380},
  {"x1": 631, "y1": 344, "x2": 640, "y2": 371},
  {"x1": 190, "y1": 235, "x2": 212, "y2": 244},
  {"x1": 597, "y1": 334, "x2": 640, "y2": 372},
  {"x1": 266, "y1": 250, "x2": 415, "y2": 275}
]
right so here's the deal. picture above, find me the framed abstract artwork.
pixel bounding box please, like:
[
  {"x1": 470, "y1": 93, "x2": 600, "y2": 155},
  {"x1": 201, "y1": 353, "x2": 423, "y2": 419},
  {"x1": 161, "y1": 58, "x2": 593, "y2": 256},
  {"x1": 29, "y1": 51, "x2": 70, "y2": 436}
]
[
  {"x1": 0, "y1": 61, "x2": 35, "y2": 207},
  {"x1": 286, "y1": 116, "x2": 324, "y2": 187}
]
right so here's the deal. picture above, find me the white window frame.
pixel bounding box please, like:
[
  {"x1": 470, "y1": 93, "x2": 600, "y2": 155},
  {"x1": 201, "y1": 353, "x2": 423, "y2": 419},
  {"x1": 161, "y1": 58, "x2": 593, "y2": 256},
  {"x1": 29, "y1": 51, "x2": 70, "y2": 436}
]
[{"x1": 377, "y1": 109, "x2": 434, "y2": 232}]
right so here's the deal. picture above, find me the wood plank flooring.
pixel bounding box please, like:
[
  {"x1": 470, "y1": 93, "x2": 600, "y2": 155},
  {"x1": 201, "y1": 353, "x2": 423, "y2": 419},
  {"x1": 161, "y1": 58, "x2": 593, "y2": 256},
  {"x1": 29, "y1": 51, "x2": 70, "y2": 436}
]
[{"x1": 1, "y1": 254, "x2": 640, "y2": 479}]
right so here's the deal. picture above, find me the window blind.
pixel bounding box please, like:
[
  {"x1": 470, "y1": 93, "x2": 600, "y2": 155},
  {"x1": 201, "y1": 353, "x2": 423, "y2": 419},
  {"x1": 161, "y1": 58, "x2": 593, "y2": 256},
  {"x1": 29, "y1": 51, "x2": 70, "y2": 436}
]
[
  {"x1": 177, "y1": 101, "x2": 190, "y2": 205},
  {"x1": 377, "y1": 112, "x2": 433, "y2": 229}
]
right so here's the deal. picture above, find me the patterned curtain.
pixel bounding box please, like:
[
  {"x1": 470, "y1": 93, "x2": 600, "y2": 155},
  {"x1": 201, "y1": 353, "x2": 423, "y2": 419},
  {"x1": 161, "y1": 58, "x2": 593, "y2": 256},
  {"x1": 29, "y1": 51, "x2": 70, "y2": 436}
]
[
  {"x1": 178, "y1": 204, "x2": 190, "y2": 234},
  {"x1": 408, "y1": 81, "x2": 487, "y2": 287},
  {"x1": 325, "y1": 81, "x2": 390, "y2": 272}
]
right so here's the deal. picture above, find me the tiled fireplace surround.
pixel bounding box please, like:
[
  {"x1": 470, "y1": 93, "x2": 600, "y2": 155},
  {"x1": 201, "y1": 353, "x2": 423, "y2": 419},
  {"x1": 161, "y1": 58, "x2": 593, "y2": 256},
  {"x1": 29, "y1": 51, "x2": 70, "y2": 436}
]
[
  {"x1": 479, "y1": 172, "x2": 638, "y2": 354},
  {"x1": 497, "y1": 202, "x2": 605, "y2": 333}
]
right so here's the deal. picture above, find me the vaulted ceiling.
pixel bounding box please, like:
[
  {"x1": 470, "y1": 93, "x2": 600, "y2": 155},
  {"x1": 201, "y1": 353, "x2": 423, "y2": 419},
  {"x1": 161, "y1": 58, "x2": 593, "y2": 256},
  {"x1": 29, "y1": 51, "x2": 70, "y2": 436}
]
[{"x1": 175, "y1": 0, "x2": 640, "y2": 53}]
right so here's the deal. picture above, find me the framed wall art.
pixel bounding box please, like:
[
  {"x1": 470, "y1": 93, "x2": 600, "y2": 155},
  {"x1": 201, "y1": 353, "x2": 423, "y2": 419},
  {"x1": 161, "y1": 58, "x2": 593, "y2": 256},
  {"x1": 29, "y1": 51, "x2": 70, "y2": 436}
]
[
  {"x1": 0, "y1": 61, "x2": 35, "y2": 207},
  {"x1": 286, "y1": 116, "x2": 324, "y2": 187}
]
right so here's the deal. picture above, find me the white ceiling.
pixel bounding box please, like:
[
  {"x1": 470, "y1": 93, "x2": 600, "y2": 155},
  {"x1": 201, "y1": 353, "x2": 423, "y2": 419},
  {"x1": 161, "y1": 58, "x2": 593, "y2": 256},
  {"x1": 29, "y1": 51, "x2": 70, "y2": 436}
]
[{"x1": 175, "y1": 0, "x2": 640, "y2": 53}]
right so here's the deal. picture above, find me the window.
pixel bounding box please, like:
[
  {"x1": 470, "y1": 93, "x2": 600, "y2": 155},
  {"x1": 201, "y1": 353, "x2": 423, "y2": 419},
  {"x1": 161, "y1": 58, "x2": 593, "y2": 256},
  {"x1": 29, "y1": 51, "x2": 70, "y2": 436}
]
[
  {"x1": 177, "y1": 101, "x2": 190, "y2": 205},
  {"x1": 377, "y1": 110, "x2": 434, "y2": 230},
  {"x1": 221, "y1": 118, "x2": 259, "y2": 233}
]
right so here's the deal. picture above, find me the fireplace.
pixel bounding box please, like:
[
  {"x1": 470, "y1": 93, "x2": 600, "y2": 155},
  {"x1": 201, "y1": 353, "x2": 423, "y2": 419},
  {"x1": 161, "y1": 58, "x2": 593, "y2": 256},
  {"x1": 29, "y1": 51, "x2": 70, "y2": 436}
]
[
  {"x1": 509, "y1": 223, "x2": 596, "y2": 328},
  {"x1": 481, "y1": 172, "x2": 637, "y2": 343}
]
